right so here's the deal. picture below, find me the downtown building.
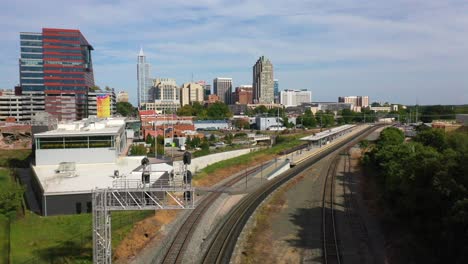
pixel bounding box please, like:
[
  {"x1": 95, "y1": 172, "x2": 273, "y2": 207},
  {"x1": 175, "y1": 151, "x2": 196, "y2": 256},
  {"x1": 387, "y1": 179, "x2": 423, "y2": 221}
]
[
  {"x1": 137, "y1": 48, "x2": 152, "y2": 108},
  {"x1": 232, "y1": 85, "x2": 253, "y2": 104},
  {"x1": 180, "y1": 82, "x2": 204, "y2": 106},
  {"x1": 20, "y1": 28, "x2": 95, "y2": 121},
  {"x1": 213, "y1": 77, "x2": 232, "y2": 104},
  {"x1": 280, "y1": 89, "x2": 312, "y2": 107},
  {"x1": 338, "y1": 96, "x2": 369, "y2": 112},
  {"x1": 253, "y1": 56, "x2": 274, "y2": 104},
  {"x1": 147, "y1": 78, "x2": 180, "y2": 112},
  {"x1": 87, "y1": 89, "x2": 116, "y2": 117}
]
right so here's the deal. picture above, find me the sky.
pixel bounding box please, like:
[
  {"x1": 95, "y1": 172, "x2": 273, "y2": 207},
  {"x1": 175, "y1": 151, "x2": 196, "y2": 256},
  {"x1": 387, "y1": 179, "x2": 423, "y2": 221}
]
[{"x1": 1, "y1": 0, "x2": 468, "y2": 105}]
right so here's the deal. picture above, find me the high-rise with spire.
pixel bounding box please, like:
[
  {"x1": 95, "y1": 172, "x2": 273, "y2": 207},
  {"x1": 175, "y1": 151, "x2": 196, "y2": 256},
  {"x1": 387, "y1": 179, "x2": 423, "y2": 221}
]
[{"x1": 137, "y1": 48, "x2": 152, "y2": 107}]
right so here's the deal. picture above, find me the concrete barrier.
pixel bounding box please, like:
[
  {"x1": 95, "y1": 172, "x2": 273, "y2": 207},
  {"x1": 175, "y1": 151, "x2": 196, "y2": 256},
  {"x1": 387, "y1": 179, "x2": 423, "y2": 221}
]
[
  {"x1": 266, "y1": 161, "x2": 291, "y2": 180},
  {"x1": 173, "y1": 148, "x2": 252, "y2": 175}
]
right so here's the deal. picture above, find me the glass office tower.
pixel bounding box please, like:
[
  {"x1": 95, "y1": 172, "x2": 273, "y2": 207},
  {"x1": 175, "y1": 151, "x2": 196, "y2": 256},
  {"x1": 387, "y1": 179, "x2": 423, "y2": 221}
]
[{"x1": 19, "y1": 28, "x2": 95, "y2": 120}]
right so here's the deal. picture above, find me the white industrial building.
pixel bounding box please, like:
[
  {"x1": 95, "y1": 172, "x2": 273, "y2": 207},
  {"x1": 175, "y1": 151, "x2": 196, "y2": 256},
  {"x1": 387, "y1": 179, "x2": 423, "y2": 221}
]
[
  {"x1": 280, "y1": 89, "x2": 312, "y2": 107},
  {"x1": 31, "y1": 117, "x2": 174, "y2": 215},
  {"x1": 255, "y1": 116, "x2": 283, "y2": 130}
]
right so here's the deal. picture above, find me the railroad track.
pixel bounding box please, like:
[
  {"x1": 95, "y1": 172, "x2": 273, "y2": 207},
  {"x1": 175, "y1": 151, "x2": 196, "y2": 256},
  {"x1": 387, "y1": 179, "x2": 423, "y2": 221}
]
[
  {"x1": 161, "y1": 161, "x2": 272, "y2": 264},
  {"x1": 201, "y1": 125, "x2": 381, "y2": 264},
  {"x1": 322, "y1": 153, "x2": 342, "y2": 264}
]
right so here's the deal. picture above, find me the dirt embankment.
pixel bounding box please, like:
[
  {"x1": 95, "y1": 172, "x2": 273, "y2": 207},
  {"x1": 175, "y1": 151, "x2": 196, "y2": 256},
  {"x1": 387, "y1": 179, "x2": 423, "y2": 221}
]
[
  {"x1": 193, "y1": 154, "x2": 274, "y2": 187},
  {"x1": 114, "y1": 210, "x2": 179, "y2": 261}
]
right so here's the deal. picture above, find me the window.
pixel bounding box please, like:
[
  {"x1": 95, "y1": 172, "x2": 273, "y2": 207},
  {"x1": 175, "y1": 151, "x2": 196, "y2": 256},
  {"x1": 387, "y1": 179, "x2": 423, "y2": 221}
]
[
  {"x1": 20, "y1": 34, "x2": 42, "y2": 40},
  {"x1": 64, "y1": 136, "x2": 88, "y2": 148},
  {"x1": 20, "y1": 59, "x2": 43, "y2": 66},
  {"x1": 21, "y1": 47, "x2": 42, "y2": 53},
  {"x1": 21, "y1": 41, "x2": 42, "y2": 46},
  {"x1": 37, "y1": 137, "x2": 64, "y2": 149},
  {"x1": 21, "y1": 53, "x2": 43, "y2": 59},
  {"x1": 88, "y1": 136, "x2": 113, "y2": 148},
  {"x1": 75, "y1": 202, "x2": 82, "y2": 214},
  {"x1": 21, "y1": 72, "x2": 44, "y2": 78},
  {"x1": 21, "y1": 79, "x2": 44, "y2": 84}
]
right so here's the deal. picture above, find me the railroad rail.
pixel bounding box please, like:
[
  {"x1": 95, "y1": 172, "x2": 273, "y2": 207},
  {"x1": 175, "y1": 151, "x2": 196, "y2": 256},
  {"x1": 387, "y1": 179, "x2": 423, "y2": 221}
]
[
  {"x1": 202, "y1": 125, "x2": 381, "y2": 264},
  {"x1": 160, "y1": 161, "x2": 273, "y2": 264},
  {"x1": 322, "y1": 153, "x2": 342, "y2": 264}
]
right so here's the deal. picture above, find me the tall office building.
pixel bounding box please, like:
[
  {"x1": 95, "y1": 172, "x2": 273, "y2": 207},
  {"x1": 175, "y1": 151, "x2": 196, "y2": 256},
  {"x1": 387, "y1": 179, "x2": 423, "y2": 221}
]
[
  {"x1": 137, "y1": 48, "x2": 152, "y2": 108},
  {"x1": 180, "y1": 82, "x2": 204, "y2": 106},
  {"x1": 253, "y1": 56, "x2": 274, "y2": 104},
  {"x1": 150, "y1": 78, "x2": 180, "y2": 112},
  {"x1": 280, "y1": 89, "x2": 312, "y2": 107},
  {"x1": 20, "y1": 28, "x2": 95, "y2": 120},
  {"x1": 213, "y1": 78, "x2": 232, "y2": 104},
  {"x1": 274, "y1": 79, "x2": 279, "y2": 103}
]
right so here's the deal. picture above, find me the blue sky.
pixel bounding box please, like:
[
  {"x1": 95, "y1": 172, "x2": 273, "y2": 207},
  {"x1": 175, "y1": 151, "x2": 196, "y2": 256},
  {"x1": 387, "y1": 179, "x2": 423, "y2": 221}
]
[{"x1": 1, "y1": 0, "x2": 468, "y2": 105}]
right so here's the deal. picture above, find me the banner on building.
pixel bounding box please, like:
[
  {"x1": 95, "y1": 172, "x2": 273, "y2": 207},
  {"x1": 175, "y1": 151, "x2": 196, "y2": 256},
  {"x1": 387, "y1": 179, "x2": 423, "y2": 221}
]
[{"x1": 97, "y1": 94, "x2": 111, "y2": 118}]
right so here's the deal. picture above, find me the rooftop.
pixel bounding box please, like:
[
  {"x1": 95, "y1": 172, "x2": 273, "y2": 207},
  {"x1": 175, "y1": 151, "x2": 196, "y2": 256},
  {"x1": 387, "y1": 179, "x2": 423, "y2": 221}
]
[
  {"x1": 32, "y1": 156, "x2": 173, "y2": 195},
  {"x1": 34, "y1": 117, "x2": 126, "y2": 137},
  {"x1": 301, "y1": 124, "x2": 356, "y2": 141}
]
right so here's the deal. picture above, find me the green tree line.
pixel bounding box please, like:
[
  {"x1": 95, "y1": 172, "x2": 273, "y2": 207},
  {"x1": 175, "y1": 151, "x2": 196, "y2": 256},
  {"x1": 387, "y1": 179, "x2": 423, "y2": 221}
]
[{"x1": 363, "y1": 127, "x2": 468, "y2": 263}]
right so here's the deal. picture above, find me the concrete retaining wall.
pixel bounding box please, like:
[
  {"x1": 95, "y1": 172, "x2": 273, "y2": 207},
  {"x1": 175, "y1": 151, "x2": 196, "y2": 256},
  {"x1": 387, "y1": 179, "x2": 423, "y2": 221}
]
[
  {"x1": 266, "y1": 161, "x2": 291, "y2": 180},
  {"x1": 173, "y1": 148, "x2": 252, "y2": 175}
]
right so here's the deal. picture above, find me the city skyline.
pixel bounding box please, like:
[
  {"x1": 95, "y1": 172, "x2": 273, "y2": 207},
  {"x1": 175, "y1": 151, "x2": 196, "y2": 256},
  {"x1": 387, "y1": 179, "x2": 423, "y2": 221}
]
[{"x1": 1, "y1": 1, "x2": 468, "y2": 105}]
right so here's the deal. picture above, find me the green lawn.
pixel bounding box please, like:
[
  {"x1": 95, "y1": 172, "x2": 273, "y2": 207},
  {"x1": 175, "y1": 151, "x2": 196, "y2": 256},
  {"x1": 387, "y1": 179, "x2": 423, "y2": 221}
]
[
  {"x1": 10, "y1": 210, "x2": 153, "y2": 263},
  {"x1": 0, "y1": 169, "x2": 12, "y2": 263},
  {"x1": 0, "y1": 168, "x2": 11, "y2": 185},
  {"x1": 194, "y1": 134, "x2": 306, "y2": 181},
  {"x1": 0, "y1": 149, "x2": 31, "y2": 167},
  {"x1": 0, "y1": 215, "x2": 9, "y2": 264}
]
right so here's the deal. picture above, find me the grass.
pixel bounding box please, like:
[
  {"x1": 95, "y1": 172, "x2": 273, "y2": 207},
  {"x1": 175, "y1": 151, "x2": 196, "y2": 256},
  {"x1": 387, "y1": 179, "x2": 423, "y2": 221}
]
[
  {"x1": 0, "y1": 168, "x2": 11, "y2": 185},
  {"x1": 0, "y1": 215, "x2": 9, "y2": 264},
  {"x1": 0, "y1": 149, "x2": 31, "y2": 167},
  {"x1": 10, "y1": 210, "x2": 153, "y2": 263},
  {"x1": 193, "y1": 133, "x2": 308, "y2": 186}
]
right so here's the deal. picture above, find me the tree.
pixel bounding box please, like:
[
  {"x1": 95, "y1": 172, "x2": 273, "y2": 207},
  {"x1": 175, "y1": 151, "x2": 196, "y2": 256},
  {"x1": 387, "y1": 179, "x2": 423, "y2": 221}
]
[
  {"x1": 206, "y1": 102, "x2": 232, "y2": 119},
  {"x1": 105, "y1": 86, "x2": 112, "y2": 91},
  {"x1": 177, "y1": 105, "x2": 194, "y2": 116},
  {"x1": 300, "y1": 109, "x2": 317, "y2": 128},
  {"x1": 116, "y1": 102, "x2": 137, "y2": 117},
  {"x1": 414, "y1": 129, "x2": 448, "y2": 151},
  {"x1": 234, "y1": 119, "x2": 250, "y2": 129},
  {"x1": 341, "y1": 109, "x2": 354, "y2": 124},
  {"x1": 89, "y1": 85, "x2": 100, "y2": 92},
  {"x1": 0, "y1": 181, "x2": 24, "y2": 216},
  {"x1": 254, "y1": 105, "x2": 268, "y2": 115},
  {"x1": 377, "y1": 127, "x2": 405, "y2": 146},
  {"x1": 209, "y1": 134, "x2": 216, "y2": 142},
  {"x1": 130, "y1": 144, "x2": 146, "y2": 155},
  {"x1": 315, "y1": 111, "x2": 334, "y2": 128}
]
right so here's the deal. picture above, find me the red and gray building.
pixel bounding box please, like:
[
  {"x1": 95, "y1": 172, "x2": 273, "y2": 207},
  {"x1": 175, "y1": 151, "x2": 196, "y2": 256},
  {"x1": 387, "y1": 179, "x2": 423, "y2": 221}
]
[{"x1": 19, "y1": 28, "x2": 95, "y2": 121}]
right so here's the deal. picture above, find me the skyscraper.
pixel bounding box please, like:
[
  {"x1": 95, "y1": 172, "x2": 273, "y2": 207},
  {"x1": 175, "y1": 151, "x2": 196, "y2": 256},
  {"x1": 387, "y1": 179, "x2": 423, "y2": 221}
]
[
  {"x1": 253, "y1": 56, "x2": 274, "y2": 104},
  {"x1": 137, "y1": 48, "x2": 152, "y2": 108},
  {"x1": 20, "y1": 28, "x2": 94, "y2": 120},
  {"x1": 213, "y1": 78, "x2": 232, "y2": 104},
  {"x1": 274, "y1": 79, "x2": 279, "y2": 103},
  {"x1": 274, "y1": 79, "x2": 279, "y2": 96}
]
